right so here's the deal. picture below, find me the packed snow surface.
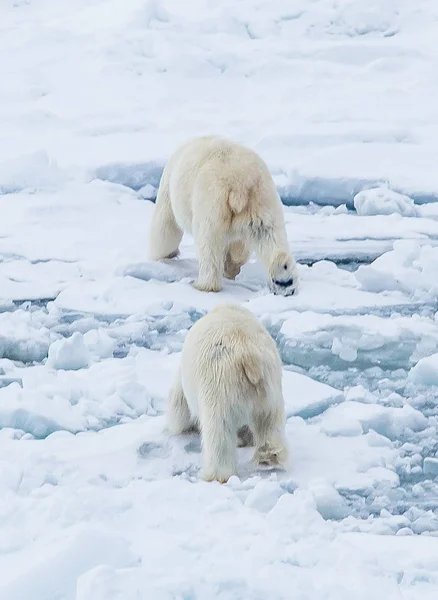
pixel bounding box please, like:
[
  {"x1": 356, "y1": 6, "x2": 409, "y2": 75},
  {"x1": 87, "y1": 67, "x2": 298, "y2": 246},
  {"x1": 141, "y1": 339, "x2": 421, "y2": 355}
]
[{"x1": 2, "y1": 0, "x2": 438, "y2": 598}]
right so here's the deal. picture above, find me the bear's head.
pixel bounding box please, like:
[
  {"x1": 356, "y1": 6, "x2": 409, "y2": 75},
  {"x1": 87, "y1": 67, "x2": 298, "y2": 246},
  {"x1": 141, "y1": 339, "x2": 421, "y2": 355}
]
[{"x1": 268, "y1": 250, "x2": 299, "y2": 297}]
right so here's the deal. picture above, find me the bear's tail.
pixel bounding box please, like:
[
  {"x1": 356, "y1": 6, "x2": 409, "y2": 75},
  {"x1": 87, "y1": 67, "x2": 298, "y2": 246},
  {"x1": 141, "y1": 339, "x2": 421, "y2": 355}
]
[
  {"x1": 235, "y1": 339, "x2": 262, "y2": 386},
  {"x1": 228, "y1": 188, "x2": 249, "y2": 214}
]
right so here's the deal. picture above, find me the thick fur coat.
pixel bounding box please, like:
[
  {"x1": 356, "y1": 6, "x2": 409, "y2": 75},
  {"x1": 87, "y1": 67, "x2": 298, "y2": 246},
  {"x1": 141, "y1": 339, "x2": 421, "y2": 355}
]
[
  {"x1": 166, "y1": 303, "x2": 289, "y2": 483},
  {"x1": 148, "y1": 135, "x2": 298, "y2": 296}
]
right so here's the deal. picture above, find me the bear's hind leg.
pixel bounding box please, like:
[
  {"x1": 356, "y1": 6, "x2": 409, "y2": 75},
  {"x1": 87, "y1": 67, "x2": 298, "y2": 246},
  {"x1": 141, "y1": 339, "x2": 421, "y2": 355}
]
[
  {"x1": 192, "y1": 219, "x2": 225, "y2": 293},
  {"x1": 166, "y1": 370, "x2": 196, "y2": 435},
  {"x1": 148, "y1": 179, "x2": 183, "y2": 261},
  {"x1": 224, "y1": 241, "x2": 250, "y2": 280},
  {"x1": 237, "y1": 425, "x2": 254, "y2": 447}
]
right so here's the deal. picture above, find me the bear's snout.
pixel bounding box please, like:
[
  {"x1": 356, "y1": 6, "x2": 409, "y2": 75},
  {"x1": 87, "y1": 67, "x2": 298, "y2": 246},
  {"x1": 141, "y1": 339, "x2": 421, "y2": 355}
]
[
  {"x1": 270, "y1": 278, "x2": 296, "y2": 296},
  {"x1": 273, "y1": 278, "x2": 294, "y2": 288}
]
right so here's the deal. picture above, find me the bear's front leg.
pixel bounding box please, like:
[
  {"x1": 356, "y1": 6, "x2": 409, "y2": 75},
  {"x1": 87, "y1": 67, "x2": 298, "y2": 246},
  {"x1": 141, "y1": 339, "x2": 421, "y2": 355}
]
[{"x1": 252, "y1": 409, "x2": 289, "y2": 469}]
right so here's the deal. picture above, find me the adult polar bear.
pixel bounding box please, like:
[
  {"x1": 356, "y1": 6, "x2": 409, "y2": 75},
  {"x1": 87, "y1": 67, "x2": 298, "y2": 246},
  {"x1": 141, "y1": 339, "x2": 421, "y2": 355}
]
[
  {"x1": 148, "y1": 135, "x2": 298, "y2": 296},
  {"x1": 167, "y1": 303, "x2": 289, "y2": 483}
]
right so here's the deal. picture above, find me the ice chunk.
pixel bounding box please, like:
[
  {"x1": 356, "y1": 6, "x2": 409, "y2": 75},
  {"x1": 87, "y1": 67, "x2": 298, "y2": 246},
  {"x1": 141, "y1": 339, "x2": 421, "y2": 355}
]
[
  {"x1": 268, "y1": 490, "x2": 329, "y2": 539},
  {"x1": 366, "y1": 431, "x2": 393, "y2": 448},
  {"x1": 354, "y1": 187, "x2": 417, "y2": 217},
  {"x1": 345, "y1": 385, "x2": 374, "y2": 404},
  {"x1": 366, "y1": 467, "x2": 399, "y2": 487},
  {"x1": 319, "y1": 410, "x2": 364, "y2": 437},
  {"x1": 423, "y1": 458, "x2": 438, "y2": 477},
  {"x1": 0, "y1": 526, "x2": 135, "y2": 600},
  {"x1": 0, "y1": 348, "x2": 181, "y2": 437},
  {"x1": 0, "y1": 309, "x2": 54, "y2": 363},
  {"x1": 317, "y1": 401, "x2": 427, "y2": 440},
  {"x1": 308, "y1": 479, "x2": 349, "y2": 520},
  {"x1": 46, "y1": 332, "x2": 91, "y2": 370},
  {"x1": 0, "y1": 382, "x2": 83, "y2": 437},
  {"x1": 356, "y1": 241, "x2": 438, "y2": 300},
  {"x1": 0, "y1": 259, "x2": 82, "y2": 302},
  {"x1": 0, "y1": 151, "x2": 67, "y2": 195},
  {"x1": 396, "y1": 527, "x2": 414, "y2": 536},
  {"x1": 279, "y1": 310, "x2": 438, "y2": 373},
  {"x1": 93, "y1": 160, "x2": 163, "y2": 192},
  {"x1": 0, "y1": 376, "x2": 23, "y2": 389},
  {"x1": 116, "y1": 381, "x2": 153, "y2": 415},
  {"x1": 412, "y1": 515, "x2": 438, "y2": 535},
  {"x1": 409, "y1": 353, "x2": 438, "y2": 386},
  {"x1": 244, "y1": 479, "x2": 285, "y2": 512},
  {"x1": 282, "y1": 370, "x2": 343, "y2": 419},
  {"x1": 137, "y1": 183, "x2": 156, "y2": 199},
  {"x1": 332, "y1": 336, "x2": 358, "y2": 362},
  {"x1": 83, "y1": 329, "x2": 116, "y2": 360}
]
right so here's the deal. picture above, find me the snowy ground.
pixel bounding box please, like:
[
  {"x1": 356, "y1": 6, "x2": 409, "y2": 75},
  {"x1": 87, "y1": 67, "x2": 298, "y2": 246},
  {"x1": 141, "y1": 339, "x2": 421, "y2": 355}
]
[{"x1": 2, "y1": 0, "x2": 438, "y2": 599}]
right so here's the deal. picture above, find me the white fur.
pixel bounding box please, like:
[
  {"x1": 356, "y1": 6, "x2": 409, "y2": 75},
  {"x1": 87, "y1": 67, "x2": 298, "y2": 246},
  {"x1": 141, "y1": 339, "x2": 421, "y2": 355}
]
[
  {"x1": 148, "y1": 135, "x2": 298, "y2": 296},
  {"x1": 166, "y1": 303, "x2": 289, "y2": 483}
]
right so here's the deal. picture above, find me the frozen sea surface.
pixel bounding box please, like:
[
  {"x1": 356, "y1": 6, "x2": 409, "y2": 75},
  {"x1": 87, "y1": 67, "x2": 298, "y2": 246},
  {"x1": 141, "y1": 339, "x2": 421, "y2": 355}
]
[{"x1": 2, "y1": 0, "x2": 438, "y2": 599}]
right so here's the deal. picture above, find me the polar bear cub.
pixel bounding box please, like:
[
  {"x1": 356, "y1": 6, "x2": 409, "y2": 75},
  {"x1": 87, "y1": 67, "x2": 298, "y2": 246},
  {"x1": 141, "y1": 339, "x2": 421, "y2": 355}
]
[
  {"x1": 148, "y1": 135, "x2": 298, "y2": 296},
  {"x1": 166, "y1": 303, "x2": 289, "y2": 483}
]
